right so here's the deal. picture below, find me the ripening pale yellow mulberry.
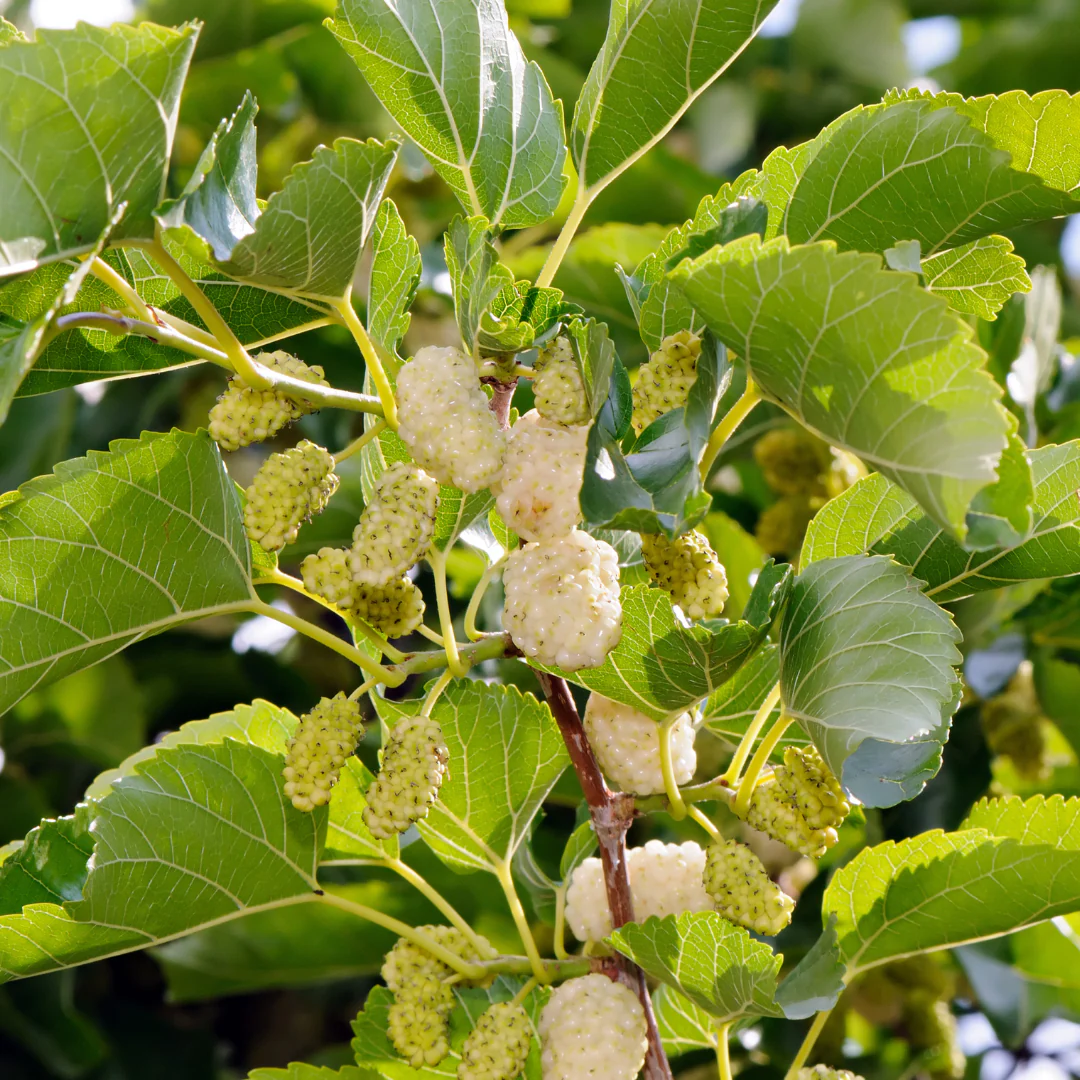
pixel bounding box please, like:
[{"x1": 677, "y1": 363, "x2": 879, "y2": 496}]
[
  {"x1": 640, "y1": 530, "x2": 728, "y2": 620},
  {"x1": 243, "y1": 441, "x2": 338, "y2": 552},
  {"x1": 533, "y1": 336, "x2": 589, "y2": 426},
  {"x1": 631, "y1": 329, "x2": 701, "y2": 434},
  {"x1": 702, "y1": 837, "x2": 794, "y2": 936},
  {"x1": 282, "y1": 694, "x2": 363, "y2": 811},
  {"x1": 458, "y1": 1001, "x2": 533, "y2": 1080}
]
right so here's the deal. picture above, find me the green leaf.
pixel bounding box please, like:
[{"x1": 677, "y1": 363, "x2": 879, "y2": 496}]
[
  {"x1": 801, "y1": 441, "x2": 1080, "y2": 602},
  {"x1": 963, "y1": 430, "x2": 1035, "y2": 551},
  {"x1": 563, "y1": 316, "x2": 616, "y2": 421},
  {"x1": 512, "y1": 828, "x2": 558, "y2": 925},
  {"x1": 922, "y1": 236, "x2": 1032, "y2": 320},
  {"x1": 479, "y1": 279, "x2": 574, "y2": 357},
  {"x1": 608, "y1": 912, "x2": 782, "y2": 1023},
  {"x1": 375, "y1": 682, "x2": 569, "y2": 873},
  {"x1": 217, "y1": 137, "x2": 399, "y2": 299},
  {"x1": 824, "y1": 794, "x2": 1080, "y2": 977},
  {"x1": 778, "y1": 555, "x2": 962, "y2": 808},
  {"x1": 652, "y1": 984, "x2": 718, "y2": 1056},
  {"x1": 774, "y1": 915, "x2": 845, "y2": 1020},
  {"x1": 249, "y1": 1066, "x2": 376, "y2": 1080},
  {"x1": 0, "y1": 430, "x2": 253, "y2": 717},
  {"x1": 323, "y1": 758, "x2": 400, "y2": 863},
  {"x1": 671, "y1": 234, "x2": 1013, "y2": 542},
  {"x1": 559, "y1": 820, "x2": 598, "y2": 880},
  {"x1": 537, "y1": 564, "x2": 791, "y2": 721},
  {"x1": 330, "y1": 0, "x2": 566, "y2": 227},
  {"x1": 444, "y1": 216, "x2": 514, "y2": 356},
  {"x1": 367, "y1": 199, "x2": 421, "y2": 367},
  {"x1": 0, "y1": 17, "x2": 24, "y2": 43},
  {"x1": 1033, "y1": 653, "x2": 1080, "y2": 761},
  {"x1": 0, "y1": 22, "x2": 197, "y2": 277},
  {"x1": 570, "y1": 0, "x2": 779, "y2": 192}
]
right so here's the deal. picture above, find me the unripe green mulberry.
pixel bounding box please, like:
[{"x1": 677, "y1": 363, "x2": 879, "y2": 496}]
[
  {"x1": 777, "y1": 746, "x2": 850, "y2": 834},
  {"x1": 458, "y1": 1002, "x2": 532, "y2": 1080},
  {"x1": 282, "y1": 693, "x2": 362, "y2": 811},
  {"x1": 382, "y1": 926, "x2": 489, "y2": 995},
  {"x1": 534, "y1": 336, "x2": 589, "y2": 426},
  {"x1": 640, "y1": 530, "x2": 728, "y2": 620},
  {"x1": 702, "y1": 838, "x2": 794, "y2": 936},
  {"x1": 744, "y1": 778, "x2": 838, "y2": 859},
  {"x1": 244, "y1": 440, "x2": 338, "y2": 552},
  {"x1": 797, "y1": 1067, "x2": 865, "y2": 1080},
  {"x1": 755, "y1": 494, "x2": 818, "y2": 557},
  {"x1": 981, "y1": 663, "x2": 1050, "y2": 781},
  {"x1": 388, "y1": 992, "x2": 453, "y2": 1067},
  {"x1": 904, "y1": 993, "x2": 965, "y2": 1080},
  {"x1": 301, "y1": 546, "x2": 354, "y2": 607},
  {"x1": 364, "y1": 714, "x2": 450, "y2": 838},
  {"x1": 209, "y1": 351, "x2": 328, "y2": 451},
  {"x1": 753, "y1": 428, "x2": 832, "y2": 496},
  {"x1": 349, "y1": 462, "x2": 439, "y2": 586},
  {"x1": 631, "y1": 329, "x2": 701, "y2": 434},
  {"x1": 350, "y1": 577, "x2": 426, "y2": 638}
]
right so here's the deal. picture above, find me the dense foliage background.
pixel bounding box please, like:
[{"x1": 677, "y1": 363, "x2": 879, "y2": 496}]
[{"x1": 1, "y1": 0, "x2": 1080, "y2": 1077}]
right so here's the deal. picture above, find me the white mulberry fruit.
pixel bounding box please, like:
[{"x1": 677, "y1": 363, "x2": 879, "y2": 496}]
[
  {"x1": 534, "y1": 336, "x2": 589, "y2": 426},
  {"x1": 493, "y1": 410, "x2": 587, "y2": 541},
  {"x1": 350, "y1": 577, "x2": 426, "y2": 638},
  {"x1": 538, "y1": 974, "x2": 647, "y2": 1080},
  {"x1": 301, "y1": 546, "x2": 354, "y2": 607},
  {"x1": 641, "y1": 530, "x2": 729, "y2": 620},
  {"x1": 458, "y1": 1001, "x2": 532, "y2": 1080},
  {"x1": 397, "y1": 345, "x2": 506, "y2": 492},
  {"x1": 363, "y1": 714, "x2": 450, "y2": 839},
  {"x1": 502, "y1": 531, "x2": 622, "y2": 671},
  {"x1": 243, "y1": 440, "x2": 338, "y2": 552},
  {"x1": 565, "y1": 840, "x2": 714, "y2": 942},
  {"x1": 582, "y1": 695, "x2": 695, "y2": 796},
  {"x1": 702, "y1": 838, "x2": 794, "y2": 936},
  {"x1": 209, "y1": 351, "x2": 328, "y2": 451},
  {"x1": 282, "y1": 693, "x2": 362, "y2": 811},
  {"x1": 631, "y1": 329, "x2": 701, "y2": 434},
  {"x1": 349, "y1": 462, "x2": 439, "y2": 586}
]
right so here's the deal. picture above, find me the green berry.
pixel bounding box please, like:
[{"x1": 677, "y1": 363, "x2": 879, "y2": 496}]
[
  {"x1": 458, "y1": 1001, "x2": 532, "y2": 1080},
  {"x1": 776, "y1": 746, "x2": 850, "y2": 834},
  {"x1": 754, "y1": 494, "x2": 818, "y2": 557},
  {"x1": 301, "y1": 546, "x2": 354, "y2": 607},
  {"x1": 797, "y1": 1067, "x2": 865, "y2": 1080},
  {"x1": 753, "y1": 428, "x2": 832, "y2": 496},
  {"x1": 640, "y1": 530, "x2": 728, "y2": 620},
  {"x1": 387, "y1": 993, "x2": 453, "y2": 1067},
  {"x1": 702, "y1": 838, "x2": 794, "y2": 936},
  {"x1": 631, "y1": 329, "x2": 701, "y2": 434},
  {"x1": 282, "y1": 693, "x2": 362, "y2": 811},
  {"x1": 349, "y1": 577, "x2": 426, "y2": 638},
  {"x1": 209, "y1": 351, "x2": 328, "y2": 451},
  {"x1": 534, "y1": 336, "x2": 589, "y2": 426},
  {"x1": 903, "y1": 993, "x2": 965, "y2": 1080},
  {"x1": 363, "y1": 714, "x2": 450, "y2": 838},
  {"x1": 981, "y1": 663, "x2": 1049, "y2": 781},
  {"x1": 243, "y1": 440, "x2": 338, "y2": 552},
  {"x1": 744, "y1": 778, "x2": 837, "y2": 858},
  {"x1": 349, "y1": 462, "x2": 439, "y2": 587}
]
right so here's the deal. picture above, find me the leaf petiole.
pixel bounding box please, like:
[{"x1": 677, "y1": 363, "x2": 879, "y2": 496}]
[
  {"x1": 464, "y1": 554, "x2": 507, "y2": 641},
  {"x1": 722, "y1": 681, "x2": 782, "y2": 787},
  {"x1": 87, "y1": 255, "x2": 153, "y2": 322},
  {"x1": 536, "y1": 188, "x2": 591, "y2": 289},
  {"x1": 332, "y1": 292, "x2": 399, "y2": 428},
  {"x1": 733, "y1": 713, "x2": 795, "y2": 817},
  {"x1": 494, "y1": 859, "x2": 550, "y2": 984},
  {"x1": 715, "y1": 1022, "x2": 732, "y2": 1080},
  {"x1": 334, "y1": 421, "x2": 387, "y2": 466},
  {"x1": 783, "y1": 1007, "x2": 833, "y2": 1080},
  {"x1": 700, "y1": 379, "x2": 761, "y2": 480},
  {"x1": 427, "y1": 546, "x2": 468, "y2": 677},
  {"x1": 659, "y1": 715, "x2": 688, "y2": 820}
]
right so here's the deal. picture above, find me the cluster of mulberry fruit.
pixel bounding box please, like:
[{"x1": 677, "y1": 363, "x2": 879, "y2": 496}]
[
  {"x1": 282, "y1": 693, "x2": 362, "y2": 811},
  {"x1": 702, "y1": 836, "x2": 795, "y2": 936},
  {"x1": 631, "y1": 329, "x2": 701, "y2": 434},
  {"x1": 640, "y1": 529, "x2": 729, "y2": 621},
  {"x1": 533, "y1": 336, "x2": 589, "y2": 426},
  {"x1": 243, "y1": 440, "x2": 338, "y2": 552},
  {"x1": 209, "y1": 351, "x2": 327, "y2": 451}
]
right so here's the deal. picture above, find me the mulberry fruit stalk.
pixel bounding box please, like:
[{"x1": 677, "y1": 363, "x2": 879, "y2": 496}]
[
  {"x1": 209, "y1": 351, "x2": 328, "y2": 451},
  {"x1": 631, "y1": 329, "x2": 701, "y2": 434},
  {"x1": 538, "y1": 974, "x2": 647, "y2": 1080},
  {"x1": 502, "y1": 531, "x2": 622, "y2": 671},
  {"x1": 282, "y1": 693, "x2": 363, "y2": 811},
  {"x1": 702, "y1": 837, "x2": 794, "y2": 936},
  {"x1": 797, "y1": 1068, "x2": 865, "y2": 1080},
  {"x1": 640, "y1": 529, "x2": 728, "y2": 620},
  {"x1": 494, "y1": 409, "x2": 587, "y2": 541},
  {"x1": 243, "y1": 440, "x2": 338, "y2": 552},
  {"x1": 582, "y1": 694, "x2": 696, "y2": 795},
  {"x1": 533, "y1": 336, "x2": 589, "y2": 426},
  {"x1": 349, "y1": 461, "x2": 439, "y2": 586},
  {"x1": 396, "y1": 345, "x2": 506, "y2": 492},
  {"x1": 458, "y1": 1001, "x2": 532, "y2": 1080},
  {"x1": 363, "y1": 713, "x2": 450, "y2": 839},
  {"x1": 565, "y1": 840, "x2": 714, "y2": 942}
]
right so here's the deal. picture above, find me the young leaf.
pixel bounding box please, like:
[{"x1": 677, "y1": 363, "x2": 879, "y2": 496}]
[
  {"x1": 801, "y1": 441, "x2": 1080, "y2": 602},
  {"x1": 922, "y1": 236, "x2": 1032, "y2": 320},
  {"x1": 0, "y1": 430, "x2": 253, "y2": 717},
  {"x1": 571, "y1": 0, "x2": 779, "y2": 193},
  {"x1": 0, "y1": 23, "x2": 197, "y2": 277},
  {"x1": 608, "y1": 912, "x2": 782, "y2": 1024},
  {"x1": 479, "y1": 280, "x2": 574, "y2": 357},
  {"x1": 375, "y1": 682, "x2": 569, "y2": 873},
  {"x1": 671, "y1": 234, "x2": 1014, "y2": 542},
  {"x1": 330, "y1": 0, "x2": 566, "y2": 227},
  {"x1": 367, "y1": 199, "x2": 422, "y2": 367},
  {"x1": 563, "y1": 316, "x2": 616, "y2": 421},
  {"x1": 779, "y1": 555, "x2": 962, "y2": 807},
  {"x1": 444, "y1": 215, "x2": 514, "y2": 355}
]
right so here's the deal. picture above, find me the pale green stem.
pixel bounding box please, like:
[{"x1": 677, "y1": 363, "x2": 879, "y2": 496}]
[
  {"x1": 734, "y1": 714, "x2": 795, "y2": 817},
  {"x1": 349, "y1": 677, "x2": 379, "y2": 702},
  {"x1": 687, "y1": 804, "x2": 722, "y2": 843},
  {"x1": 421, "y1": 669, "x2": 454, "y2": 717},
  {"x1": 88, "y1": 256, "x2": 152, "y2": 322},
  {"x1": 536, "y1": 188, "x2": 591, "y2": 289},
  {"x1": 334, "y1": 421, "x2": 386, "y2": 466},
  {"x1": 700, "y1": 381, "x2": 762, "y2": 480},
  {"x1": 553, "y1": 885, "x2": 570, "y2": 961},
  {"x1": 511, "y1": 977, "x2": 540, "y2": 1008},
  {"x1": 494, "y1": 860, "x2": 549, "y2": 984},
  {"x1": 660, "y1": 715, "x2": 688, "y2": 820},
  {"x1": 416, "y1": 623, "x2": 446, "y2": 646},
  {"x1": 382, "y1": 632, "x2": 512, "y2": 682},
  {"x1": 332, "y1": 293, "x2": 398, "y2": 429},
  {"x1": 464, "y1": 555, "x2": 507, "y2": 641},
  {"x1": 784, "y1": 1008, "x2": 833, "y2": 1080},
  {"x1": 427, "y1": 547, "x2": 467, "y2": 677},
  {"x1": 716, "y1": 1022, "x2": 732, "y2": 1080},
  {"x1": 722, "y1": 682, "x2": 782, "y2": 786}
]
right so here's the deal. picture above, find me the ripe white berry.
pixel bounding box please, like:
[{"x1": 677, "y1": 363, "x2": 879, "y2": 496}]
[
  {"x1": 582, "y1": 695, "x2": 696, "y2": 796},
  {"x1": 350, "y1": 577, "x2": 426, "y2": 638},
  {"x1": 564, "y1": 840, "x2": 714, "y2": 942},
  {"x1": 243, "y1": 440, "x2": 338, "y2": 552},
  {"x1": 631, "y1": 329, "x2": 701, "y2": 434},
  {"x1": 349, "y1": 462, "x2": 439, "y2": 586},
  {"x1": 364, "y1": 714, "x2": 450, "y2": 839},
  {"x1": 538, "y1": 974, "x2": 647, "y2": 1080},
  {"x1": 533, "y1": 336, "x2": 589, "y2": 426},
  {"x1": 640, "y1": 530, "x2": 729, "y2": 621},
  {"x1": 494, "y1": 410, "x2": 588, "y2": 541},
  {"x1": 282, "y1": 693, "x2": 362, "y2": 811},
  {"x1": 458, "y1": 1001, "x2": 533, "y2": 1080},
  {"x1": 702, "y1": 838, "x2": 794, "y2": 936},
  {"x1": 209, "y1": 351, "x2": 328, "y2": 451},
  {"x1": 502, "y1": 531, "x2": 622, "y2": 671},
  {"x1": 397, "y1": 346, "x2": 506, "y2": 492}
]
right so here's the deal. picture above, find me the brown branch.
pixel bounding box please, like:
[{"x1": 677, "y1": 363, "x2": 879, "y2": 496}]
[
  {"x1": 537, "y1": 672, "x2": 674, "y2": 1080},
  {"x1": 484, "y1": 376, "x2": 518, "y2": 429}
]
